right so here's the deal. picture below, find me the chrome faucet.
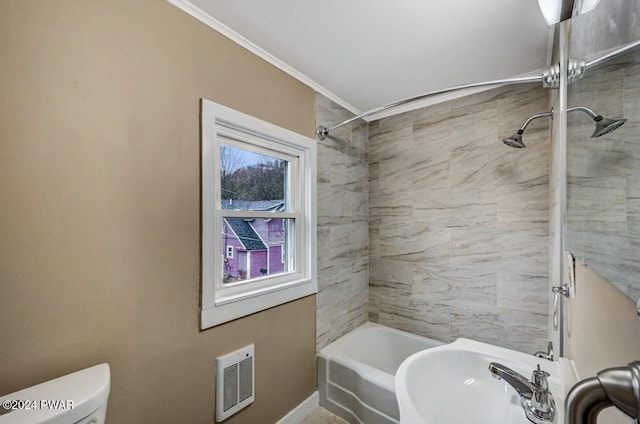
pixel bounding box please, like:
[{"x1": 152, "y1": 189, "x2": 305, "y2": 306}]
[
  {"x1": 489, "y1": 362, "x2": 556, "y2": 424},
  {"x1": 535, "y1": 341, "x2": 554, "y2": 361}
]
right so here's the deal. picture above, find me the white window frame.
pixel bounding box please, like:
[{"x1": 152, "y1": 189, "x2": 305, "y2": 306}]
[
  {"x1": 226, "y1": 245, "x2": 234, "y2": 259},
  {"x1": 201, "y1": 99, "x2": 317, "y2": 329}
]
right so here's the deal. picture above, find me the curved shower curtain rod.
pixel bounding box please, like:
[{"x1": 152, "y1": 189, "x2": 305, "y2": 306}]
[
  {"x1": 316, "y1": 74, "x2": 545, "y2": 140},
  {"x1": 316, "y1": 39, "x2": 640, "y2": 141},
  {"x1": 585, "y1": 39, "x2": 640, "y2": 70}
]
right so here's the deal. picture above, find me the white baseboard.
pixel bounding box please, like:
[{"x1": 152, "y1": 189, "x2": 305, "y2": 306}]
[{"x1": 275, "y1": 391, "x2": 319, "y2": 424}]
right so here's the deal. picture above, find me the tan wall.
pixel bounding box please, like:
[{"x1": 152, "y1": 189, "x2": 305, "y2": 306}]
[
  {"x1": 563, "y1": 264, "x2": 640, "y2": 423},
  {"x1": 0, "y1": 1, "x2": 316, "y2": 423}
]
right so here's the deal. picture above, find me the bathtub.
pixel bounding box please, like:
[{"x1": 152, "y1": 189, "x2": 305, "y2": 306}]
[{"x1": 318, "y1": 322, "x2": 444, "y2": 424}]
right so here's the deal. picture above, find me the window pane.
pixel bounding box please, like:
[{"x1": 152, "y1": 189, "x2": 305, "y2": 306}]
[
  {"x1": 222, "y1": 217, "x2": 293, "y2": 284},
  {"x1": 220, "y1": 145, "x2": 288, "y2": 211}
]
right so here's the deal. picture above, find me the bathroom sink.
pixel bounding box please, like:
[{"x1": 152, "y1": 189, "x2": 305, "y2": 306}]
[{"x1": 395, "y1": 338, "x2": 572, "y2": 424}]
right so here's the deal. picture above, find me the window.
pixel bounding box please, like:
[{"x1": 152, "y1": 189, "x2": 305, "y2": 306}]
[{"x1": 201, "y1": 99, "x2": 317, "y2": 329}]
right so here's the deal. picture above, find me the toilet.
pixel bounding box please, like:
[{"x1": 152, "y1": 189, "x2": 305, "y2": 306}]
[{"x1": 0, "y1": 363, "x2": 110, "y2": 423}]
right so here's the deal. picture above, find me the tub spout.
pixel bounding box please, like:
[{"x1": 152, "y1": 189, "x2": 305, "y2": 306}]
[{"x1": 565, "y1": 361, "x2": 640, "y2": 424}]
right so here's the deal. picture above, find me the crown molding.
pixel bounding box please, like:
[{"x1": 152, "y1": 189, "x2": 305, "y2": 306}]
[{"x1": 167, "y1": 0, "x2": 362, "y2": 117}]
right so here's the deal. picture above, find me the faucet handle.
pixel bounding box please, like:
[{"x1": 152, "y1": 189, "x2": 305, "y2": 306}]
[
  {"x1": 532, "y1": 364, "x2": 550, "y2": 391},
  {"x1": 534, "y1": 341, "x2": 554, "y2": 361},
  {"x1": 530, "y1": 365, "x2": 556, "y2": 421}
]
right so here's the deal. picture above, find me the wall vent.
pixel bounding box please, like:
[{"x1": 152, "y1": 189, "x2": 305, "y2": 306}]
[{"x1": 216, "y1": 343, "x2": 255, "y2": 422}]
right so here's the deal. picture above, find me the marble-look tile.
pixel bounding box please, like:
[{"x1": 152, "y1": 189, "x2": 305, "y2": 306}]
[
  {"x1": 318, "y1": 258, "x2": 356, "y2": 290},
  {"x1": 329, "y1": 223, "x2": 368, "y2": 261},
  {"x1": 379, "y1": 299, "x2": 450, "y2": 342},
  {"x1": 316, "y1": 93, "x2": 353, "y2": 127},
  {"x1": 627, "y1": 284, "x2": 640, "y2": 302},
  {"x1": 449, "y1": 227, "x2": 548, "y2": 275},
  {"x1": 627, "y1": 175, "x2": 640, "y2": 230},
  {"x1": 367, "y1": 85, "x2": 550, "y2": 353},
  {"x1": 369, "y1": 109, "x2": 421, "y2": 138},
  {"x1": 370, "y1": 258, "x2": 423, "y2": 285},
  {"x1": 369, "y1": 285, "x2": 380, "y2": 322},
  {"x1": 411, "y1": 265, "x2": 497, "y2": 308},
  {"x1": 567, "y1": 176, "x2": 627, "y2": 231},
  {"x1": 566, "y1": 230, "x2": 640, "y2": 285},
  {"x1": 369, "y1": 191, "x2": 413, "y2": 226},
  {"x1": 449, "y1": 305, "x2": 503, "y2": 345},
  {"x1": 497, "y1": 86, "x2": 550, "y2": 143},
  {"x1": 351, "y1": 191, "x2": 368, "y2": 223},
  {"x1": 330, "y1": 158, "x2": 367, "y2": 193},
  {"x1": 369, "y1": 226, "x2": 380, "y2": 260},
  {"x1": 317, "y1": 276, "x2": 368, "y2": 310},
  {"x1": 564, "y1": 55, "x2": 640, "y2": 304},
  {"x1": 379, "y1": 221, "x2": 450, "y2": 263},
  {"x1": 317, "y1": 144, "x2": 332, "y2": 185},
  {"x1": 316, "y1": 94, "x2": 369, "y2": 350},
  {"x1": 493, "y1": 229, "x2": 549, "y2": 275},
  {"x1": 447, "y1": 85, "x2": 549, "y2": 114},
  {"x1": 568, "y1": 69, "x2": 625, "y2": 126},
  {"x1": 412, "y1": 186, "x2": 497, "y2": 228},
  {"x1": 450, "y1": 305, "x2": 547, "y2": 353},
  {"x1": 371, "y1": 278, "x2": 412, "y2": 302},
  {"x1": 497, "y1": 182, "x2": 549, "y2": 229},
  {"x1": 414, "y1": 101, "x2": 498, "y2": 150},
  {"x1": 567, "y1": 132, "x2": 640, "y2": 178},
  {"x1": 448, "y1": 227, "x2": 500, "y2": 268},
  {"x1": 450, "y1": 138, "x2": 549, "y2": 188},
  {"x1": 497, "y1": 272, "x2": 548, "y2": 313},
  {"x1": 318, "y1": 184, "x2": 352, "y2": 222},
  {"x1": 369, "y1": 125, "x2": 413, "y2": 164},
  {"x1": 316, "y1": 291, "x2": 368, "y2": 351},
  {"x1": 624, "y1": 63, "x2": 640, "y2": 134},
  {"x1": 379, "y1": 156, "x2": 450, "y2": 192}
]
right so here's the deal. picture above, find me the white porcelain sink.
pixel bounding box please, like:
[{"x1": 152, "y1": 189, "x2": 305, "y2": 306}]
[{"x1": 395, "y1": 338, "x2": 574, "y2": 424}]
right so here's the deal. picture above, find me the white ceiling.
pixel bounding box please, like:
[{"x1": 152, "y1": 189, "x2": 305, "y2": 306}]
[{"x1": 172, "y1": 1, "x2": 553, "y2": 117}]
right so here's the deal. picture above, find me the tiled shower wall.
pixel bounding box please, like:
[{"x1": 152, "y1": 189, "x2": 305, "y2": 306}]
[
  {"x1": 315, "y1": 94, "x2": 369, "y2": 350},
  {"x1": 368, "y1": 85, "x2": 550, "y2": 353},
  {"x1": 566, "y1": 51, "x2": 640, "y2": 301}
]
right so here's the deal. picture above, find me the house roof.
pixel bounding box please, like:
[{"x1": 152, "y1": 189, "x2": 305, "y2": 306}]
[
  {"x1": 225, "y1": 218, "x2": 267, "y2": 251},
  {"x1": 221, "y1": 199, "x2": 284, "y2": 211}
]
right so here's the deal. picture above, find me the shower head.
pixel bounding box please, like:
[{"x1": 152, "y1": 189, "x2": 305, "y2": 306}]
[
  {"x1": 591, "y1": 116, "x2": 627, "y2": 138},
  {"x1": 502, "y1": 110, "x2": 553, "y2": 148},
  {"x1": 504, "y1": 106, "x2": 628, "y2": 149},
  {"x1": 567, "y1": 106, "x2": 627, "y2": 138},
  {"x1": 503, "y1": 131, "x2": 525, "y2": 148}
]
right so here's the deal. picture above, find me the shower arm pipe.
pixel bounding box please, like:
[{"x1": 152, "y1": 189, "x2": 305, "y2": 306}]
[
  {"x1": 316, "y1": 75, "x2": 544, "y2": 140},
  {"x1": 585, "y1": 39, "x2": 640, "y2": 71},
  {"x1": 516, "y1": 110, "x2": 554, "y2": 134},
  {"x1": 567, "y1": 106, "x2": 600, "y2": 120}
]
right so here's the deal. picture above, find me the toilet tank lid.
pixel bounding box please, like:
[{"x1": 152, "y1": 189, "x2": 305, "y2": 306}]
[{"x1": 0, "y1": 363, "x2": 110, "y2": 424}]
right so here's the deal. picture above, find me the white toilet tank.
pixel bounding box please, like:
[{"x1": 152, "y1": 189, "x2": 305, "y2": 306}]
[{"x1": 0, "y1": 363, "x2": 110, "y2": 424}]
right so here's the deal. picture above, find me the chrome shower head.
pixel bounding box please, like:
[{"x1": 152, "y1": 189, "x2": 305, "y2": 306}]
[
  {"x1": 503, "y1": 131, "x2": 525, "y2": 148},
  {"x1": 567, "y1": 106, "x2": 628, "y2": 138},
  {"x1": 591, "y1": 116, "x2": 627, "y2": 138},
  {"x1": 501, "y1": 110, "x2": 553, "y2": 149}
]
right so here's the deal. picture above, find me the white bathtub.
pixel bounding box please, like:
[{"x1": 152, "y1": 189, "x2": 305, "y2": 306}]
[{"x1": 318, "y1": 322, "x2": 444, "y2": 424}]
